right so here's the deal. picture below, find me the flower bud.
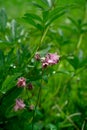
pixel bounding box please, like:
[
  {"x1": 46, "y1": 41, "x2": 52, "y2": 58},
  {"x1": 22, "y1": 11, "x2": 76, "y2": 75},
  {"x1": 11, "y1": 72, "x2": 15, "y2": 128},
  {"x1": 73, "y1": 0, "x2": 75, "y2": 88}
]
[
  {"x1": 35, "y1": 53, "x2": 40, "y2": 61},
  {"x1": 27, "y1": 83, "x2": 34, "y2": 90}
]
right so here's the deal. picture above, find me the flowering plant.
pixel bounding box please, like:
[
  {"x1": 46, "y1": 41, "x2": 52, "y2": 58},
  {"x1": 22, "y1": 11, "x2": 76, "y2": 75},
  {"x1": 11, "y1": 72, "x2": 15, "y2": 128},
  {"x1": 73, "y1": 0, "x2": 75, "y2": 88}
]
[{"x1": 0, "y1": 0, "x2": 87, "y2": 130}]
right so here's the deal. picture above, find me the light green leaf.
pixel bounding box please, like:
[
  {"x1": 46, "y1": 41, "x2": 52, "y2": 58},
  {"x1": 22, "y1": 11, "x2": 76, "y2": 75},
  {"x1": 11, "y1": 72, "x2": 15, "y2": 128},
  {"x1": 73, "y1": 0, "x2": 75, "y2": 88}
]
[{"x1": 11, "y1": 19, "x2": 17, "y2": 40}]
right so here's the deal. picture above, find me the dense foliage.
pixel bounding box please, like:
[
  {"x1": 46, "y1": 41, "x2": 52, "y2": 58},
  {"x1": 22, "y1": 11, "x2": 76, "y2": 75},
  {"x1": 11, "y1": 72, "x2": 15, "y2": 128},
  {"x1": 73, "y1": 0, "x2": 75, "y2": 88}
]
[{"x1": 0, "y1": 0, "x2": 87, "y2": 130}]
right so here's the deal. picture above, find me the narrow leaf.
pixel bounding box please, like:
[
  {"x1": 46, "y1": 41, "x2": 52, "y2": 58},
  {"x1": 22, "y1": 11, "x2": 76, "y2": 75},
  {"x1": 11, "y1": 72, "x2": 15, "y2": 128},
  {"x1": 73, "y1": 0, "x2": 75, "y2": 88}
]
[
  {"x1": 0, "y1": 8, "x2": 7, "y2": 32},
  {"x1": 11, "y1": 19, "x2": 17, "y2": 40},
  {"x1": 1, "y1": 73, "x2": 21, "y2": 94},
  {"x1": 45, "y1": 11, "x2": 66, "y2": 28},
  {"x1": 24, "y1": 13, "x2": 42, "y2": 22}
]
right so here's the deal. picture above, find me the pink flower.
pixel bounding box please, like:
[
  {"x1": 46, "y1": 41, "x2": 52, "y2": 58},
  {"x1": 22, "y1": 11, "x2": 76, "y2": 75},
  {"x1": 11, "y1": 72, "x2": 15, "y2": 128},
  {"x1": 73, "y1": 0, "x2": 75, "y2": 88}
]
[
  {"x1": 17, "y1": 77, "x2": 26, "y2": 87},
  {"x1": 42, "y1": 53, "x2": 60, "y2": 68},
  {"x1": 14, "y1": 99, "x2": 25, "y2": 111}
]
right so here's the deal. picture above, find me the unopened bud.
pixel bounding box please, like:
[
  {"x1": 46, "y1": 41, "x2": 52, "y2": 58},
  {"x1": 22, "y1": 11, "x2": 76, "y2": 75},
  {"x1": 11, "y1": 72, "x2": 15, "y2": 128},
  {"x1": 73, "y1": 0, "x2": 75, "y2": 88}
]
[
  {"x1": 27, "y1": 83, "x2": 34, "y2": 90},
  {"x1": 35, "y1": 53, "x2": 40, "y2": 61}
]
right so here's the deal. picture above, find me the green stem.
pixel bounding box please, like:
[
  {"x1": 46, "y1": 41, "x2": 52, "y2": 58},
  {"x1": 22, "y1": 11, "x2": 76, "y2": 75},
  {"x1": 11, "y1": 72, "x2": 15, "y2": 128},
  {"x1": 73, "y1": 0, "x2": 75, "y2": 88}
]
[
  {"x1": 28, "y1": 26, "x2": 49, "y2": 63},
  {"x1": 56, "y1": 105, "x2": 80, "y2": 130},
  {"x1": 76, "y1": 34, "x2": 83, "y2": 50},
  {"x1": 32, "y1": 70, "x2": 43, "y2": 130},
  {"x1": 32, "y1": 85, "x2": 42, "y2": 130}
]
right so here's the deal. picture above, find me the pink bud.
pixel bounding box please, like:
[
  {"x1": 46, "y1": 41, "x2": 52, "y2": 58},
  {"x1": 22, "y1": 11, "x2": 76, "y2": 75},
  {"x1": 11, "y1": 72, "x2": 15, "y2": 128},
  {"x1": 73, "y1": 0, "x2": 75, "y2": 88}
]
[
  {"x1": 27, "y1": 83, "x2": 34, "y2": 90},
  {"x1": 35, "y1": 53, "x2": 40, "y2": 60}
]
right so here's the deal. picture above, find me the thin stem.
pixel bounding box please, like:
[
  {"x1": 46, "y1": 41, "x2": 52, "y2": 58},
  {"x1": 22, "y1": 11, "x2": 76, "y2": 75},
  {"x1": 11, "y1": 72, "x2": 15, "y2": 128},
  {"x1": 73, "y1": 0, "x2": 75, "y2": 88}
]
[
  {"x1": 76, "y1": 34, "x2": 83, "y2": 50},
  {"x1": 32, "y1": 85, "x2": 42, "y2": 130},
  {"x1": 32, "y1": 69, "x2": 44, "y2": 130},
  {"x1": 66, "y1": 116, "x2": 80, "y2": 130},
  {"x1": 30, "y1": 22, "x2": 49, "y2": 130},
  {"x1": 28, "y1": 26, "x2": 49, "y2": 63},
  {"x1": 56, "y1": 105, "x2": 80, "y2": 130}
]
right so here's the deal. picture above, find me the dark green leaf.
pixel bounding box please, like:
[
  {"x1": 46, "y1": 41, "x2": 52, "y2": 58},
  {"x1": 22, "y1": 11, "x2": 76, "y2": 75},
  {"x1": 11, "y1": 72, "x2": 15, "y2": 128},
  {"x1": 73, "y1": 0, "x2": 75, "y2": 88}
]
[
  {"x1": 45, "y1": 10, "x2": 66, "y2": 28},
  {"x1": 0, "y1": 87, "x2": 23, "y2": 111},
  {"x1": 66, "y1": 55, "x2": 79, "y2": 69},
  {"x1": 0, "y1": 8, "x2": 7, "y2": 32},
  {"x1": 1, "y1": 73, "x2": 21, "y2": 94},
  {"x1": 0, "y1": 50, "x2": 4, "y2": 67},
  {"x1": 24, "y1": 13, "x2": 42, "y2": 22}
]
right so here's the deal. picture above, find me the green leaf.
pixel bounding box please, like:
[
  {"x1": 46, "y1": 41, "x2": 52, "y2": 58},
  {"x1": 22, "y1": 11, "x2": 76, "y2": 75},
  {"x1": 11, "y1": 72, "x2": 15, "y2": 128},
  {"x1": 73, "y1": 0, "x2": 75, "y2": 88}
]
[
  {"x1": 46, "y1": 123, "x2": 57, "y2": 130},
  {"x1": 42, "y1": 10, "x2": 49, "y2": 23},
  {"x1": 0, "y1": 50, "x2": 4, "y2": 67},
  {"x1": 68, "y1": 16, "x2": 80, "y2": 29},
  {"x1": 0, "y1": 8, "x2": 7, "y2": 32},
  {"x1": 41, "y1": 0, "x2": 52, "y2": 7},
  {"x1": 0, "y1": 40, "x2": 13, "y2": 49},
  {"x1": 32, "y1": 2, "x2": 44, "y2": 10},
  {"x1": 23, "y1": 16, "x2": 37, "y2": 27},
  {"x1": 36, "y1": 23, "x2": 43, "y2": 31},
  {"x1": 11, "y1": 19, "x2": 17, "y2": 40},
  {"x1": 24, "y1": 13, "x2": 42, "y2": 22},
  {"x1": 48, "y1": 6, "x2": 66, "y2": 18},
  {"x1": 23, "y1": 14, "x2": 43, "y2": 30},
  {"x1": 45, "y1": 10, "x2": 66, "y2": 28},
  {"x1": 66, "y1": 55, "x2": 79, "y2": 69},
  {"x1": 79, "y1": 58, "x2": 87, "y2": 68},
  {"x1": 1, "y1": 73, "x2": 21, "y2": 94},
  {"x1": 0, "y1": 87, "x2": 23, "y2": 116}
]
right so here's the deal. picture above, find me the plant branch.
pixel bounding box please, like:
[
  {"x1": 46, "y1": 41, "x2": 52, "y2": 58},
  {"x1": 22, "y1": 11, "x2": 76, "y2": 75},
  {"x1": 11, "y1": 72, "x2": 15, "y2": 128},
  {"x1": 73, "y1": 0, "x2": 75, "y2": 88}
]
[{"x1": 28, "y1": 26, "x2": 49, "y2": 63}]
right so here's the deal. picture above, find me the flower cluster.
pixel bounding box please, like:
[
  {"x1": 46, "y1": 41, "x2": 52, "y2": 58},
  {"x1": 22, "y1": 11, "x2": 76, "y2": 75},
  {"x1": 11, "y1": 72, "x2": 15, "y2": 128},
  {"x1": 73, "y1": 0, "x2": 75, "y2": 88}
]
[
  {"x1": 14, "y1": 77, "x2": 34, "y2": 111},
  {"x1": 42, "y1": 53, "x2": 60, "y2": 68},
  {"x1": 35, "y1": 52, "x2": 60, "y2": 68},
  {"x1": 14, "y1": 52, "x2": 60, "y2": 111}
]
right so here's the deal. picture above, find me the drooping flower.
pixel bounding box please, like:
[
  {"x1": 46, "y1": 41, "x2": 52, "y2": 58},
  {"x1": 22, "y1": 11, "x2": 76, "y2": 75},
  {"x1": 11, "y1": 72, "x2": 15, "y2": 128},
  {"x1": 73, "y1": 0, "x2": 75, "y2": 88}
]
[
  {"x1": 35, "y1": 53, "x2": 40, "y2": 61},
  {"x1": 17, "y1": 77, "x2": 26, "y2": 87},
  {"x1": 42, "y1": 61, "x2": 49, "y2": 68},
  {"x1": 47, "y1": 53, "x2": 60, "y2": 64},
  {"x1": 42, "y1": 53, "x2": 60, "y2": 68},
  {"x1": 14, "y1": 99, "x2": 25, "y2": 111}
]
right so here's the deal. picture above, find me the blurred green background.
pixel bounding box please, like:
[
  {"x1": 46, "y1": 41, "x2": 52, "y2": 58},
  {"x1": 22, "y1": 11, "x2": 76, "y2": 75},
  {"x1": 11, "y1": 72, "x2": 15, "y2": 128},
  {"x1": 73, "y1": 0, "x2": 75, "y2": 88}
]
[{"x1": 0, "y1": 0, "x2": 86, "y2": 17}]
